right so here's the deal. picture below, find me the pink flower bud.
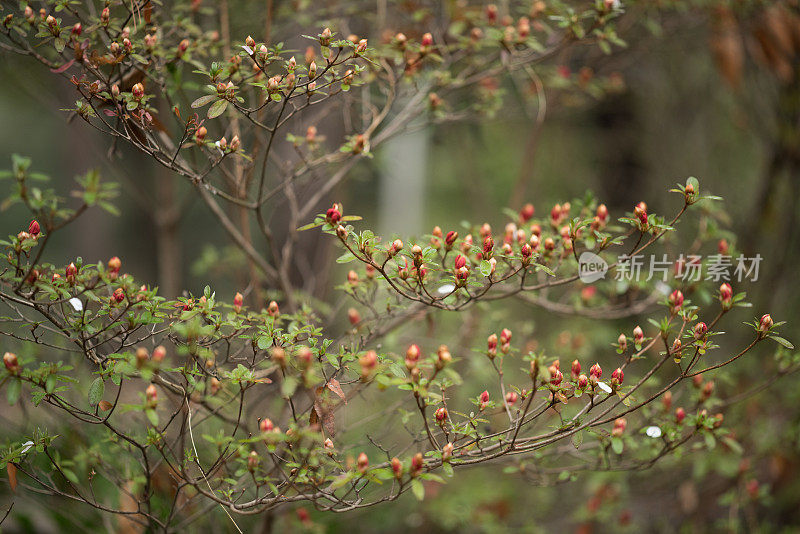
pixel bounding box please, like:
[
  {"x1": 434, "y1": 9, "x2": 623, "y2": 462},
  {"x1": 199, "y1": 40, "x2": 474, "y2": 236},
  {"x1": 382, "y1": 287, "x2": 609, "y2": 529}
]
[
  {"x1": 758, "y1": 314, "x2": 773, "y2": 335},
  {"x1": 132, "y1": 82, "x2": 144, "y2": 99},
  {"x1": 247, "y1": 450, "x2": 259, "y2": 471},
  {"x1": 245, "y1": 35, "x2": 256, "y2": 48},
  {"x1": 3, "y1": 352, "x2": 19, "y2": 374},
  {"x1": 356, "y1": 39, "x2": 368, "y2": 53},
  {"x1": 146, "y1": 384, "x2": 158, "y2": 405},
  {"x1": 634, "y1": 202, "x2": 648, "y2": 226},
  {"x1": 719, "y1": 283, "x2": 733, "y2": 309},
  {"x1": 259, "y1": 418, "x2": 275, "y2": 432},
  {"x1": 434, "y1": 406, "x2": 448, "y2": 422},
  {"x1": 359, "y1": 350, "x2": 378, "y2": 377},
  {"x1": 347, "y1": 307, "x2": 361, "y2": 325},
  {"x1": 233, "y1": 292, "x2": 244, "y2": 312},
  {"x1": 668, "y1": 289, "x2": 684, "y2": 311},
  {"x1": 571, "y1": 359, "x2": 581, "y2": 379},
  {"x1": 411, "y1": 452, "x2": 423, "y2": 476},
  {"x1": 500, "y1": 328, "x2": 512, "y2": 345},
  {"x1": 267, "y1": 300, "x2": 280, "y2": 317},
  {"x1": 421, "y1": 32, "x2": 433, "y2": 47},
  {"x1": 633, "y1": 325, "x2": 644, "y2": 344},
  {"x1": 612, "y1": 417, "x2": 626, "y2": 437},
  {"x1": 391, "y1": 457, "x2": 403, "y2": 478},
  {"x1": 442, "y1": 442, "x2": 454, "y2": 461},
  {"x1": 577, "y1": 374, "x2": 588, "y2": 389},
  {"x1": 675, "y1": 407, "x2": 686, "y2": 424},
  {"x1": 611, "y1": 367, "x2": 624, "y2": 386},
  {"x1": 519, "y1": 203, "x2": 535, "y2": 222},
  {"x1": 589, "y1": 363, "x2": 602, "y2": 379},
  {"x1": 617, "y1": 333, "x2": 627, "y2": 351},
  {"x1": 505, "y1": 391, "x2": 518, "y2": 405}
]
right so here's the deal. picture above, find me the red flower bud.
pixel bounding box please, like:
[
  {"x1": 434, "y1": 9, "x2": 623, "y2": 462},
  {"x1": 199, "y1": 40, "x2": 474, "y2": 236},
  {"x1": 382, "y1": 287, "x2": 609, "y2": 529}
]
[
  {"x1": 577, "y1": 374, "x2": 588, "y2": 389},
  {"x1": 589, "y1": 363, "x2": 602, "y2": 379},
  {"x1": 693, "y1": 322, "x2": 707, "y2": 340},
  {"x1": 152, "y1": 345, "x2": 166, "y2": 363},
  {"x1": 634, "y1": 202, "x2": 648, "y2": 226},
  {"x1": 434, "y1": 406, "x2": 448, "y2": 422},
  {"x1": 233, "y1": 292, "x2": 244, "y2": 312},
  {"x1": 132, "y1": 82, "x2": 144, "y2": 99},
  {"x1": 28, "y1": 220, "x2": 40, "y2": 236},
  {"x1": 326, "y1": 204, "x2": 342, "y2": 224},
  {"x1": 550, "y1": 368, "x2": 563, "y2": 386},
  {"x1": 611, "y1": 367, "x2": 624, "y2": 386},
  {"x1": 421, "y1": 32, "x2": 433, "y2": 47},
  {"x1": 391, "y1": 457, "x2": 403, "y2": 478},
  {"x1": 445, "y1": 230, "x2": 458, "y2": 248},
  {"x1": 675, "y1": 407, "x2": 686, "y2": 424},
  {"x1": 347, "y1": 307, "x2": 360, "y2": 325},
  {"x1": 500, "y1": 328, "x2": 512, "y2": 345},
  {"x1": 259, "y1": 418, "x2": 275, "y2": 432},
  {"x1": 520, "y1": 203, "x2": 535, "y2": 222},
  {"x1": 267, "y1": 300, "x2": 280, "y2": 317},
  {"x1": 411, "y1": 452, "x2": 424, "y2": 476}
]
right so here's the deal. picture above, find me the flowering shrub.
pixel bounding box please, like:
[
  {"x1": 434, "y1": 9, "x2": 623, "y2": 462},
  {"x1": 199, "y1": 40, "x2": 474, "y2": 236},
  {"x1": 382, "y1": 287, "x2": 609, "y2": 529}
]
[{"x1": 0, "y1": 0, "x2": 797, "y2": 531}]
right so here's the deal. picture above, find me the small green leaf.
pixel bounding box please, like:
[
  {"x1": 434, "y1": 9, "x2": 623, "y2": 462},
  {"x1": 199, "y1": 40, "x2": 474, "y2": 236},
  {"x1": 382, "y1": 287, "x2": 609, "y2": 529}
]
[
  {"x1": 207, "y1": 99, "x2": 228, "y2": 119},
  {"x1": 88, "y1": 377, "x2": 105, "y2": 406},
  {"x1": 411, "y1": 478, "x2": 424, "y2": 500},
  {"x1": 769, "y1": 336, "x2": 794, "y2": 349},
  {"x1": 191, "y1": 95, "x2": 218, "y2": 108},
  {"x1": 6, "y1": 378, "x2": 21, "y2": 406},
  {"x1": 610, "y1": 437, "x2": 624, "y2": 454}
]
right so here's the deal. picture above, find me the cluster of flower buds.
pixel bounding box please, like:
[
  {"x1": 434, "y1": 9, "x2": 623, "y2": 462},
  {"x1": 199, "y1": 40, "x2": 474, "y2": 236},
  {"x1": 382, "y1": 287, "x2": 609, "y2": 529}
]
[
  {"x1": 3, "y1": 352, "x2": 20, "y2": 374},
  {"x1": 110, "y1": 287, "x2": 125, "y2": 305}
]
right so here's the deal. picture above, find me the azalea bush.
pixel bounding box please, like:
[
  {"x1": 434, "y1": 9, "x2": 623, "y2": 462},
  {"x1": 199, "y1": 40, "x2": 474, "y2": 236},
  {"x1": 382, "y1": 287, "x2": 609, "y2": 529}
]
[{"x1": 0, "y1": 0, "x2": 797, "y2": 532}]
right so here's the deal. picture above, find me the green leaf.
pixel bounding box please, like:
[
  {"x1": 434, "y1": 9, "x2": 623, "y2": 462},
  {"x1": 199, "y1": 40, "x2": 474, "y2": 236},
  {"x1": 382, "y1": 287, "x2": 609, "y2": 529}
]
[
  {"x1": 479, "y1": 260, "x2": 492, "y2": 277},
  {"x1": 207, "y1": 99, "x2": 228, "y2": 119},
  {"x1": 146, "y1": 408, "x2": 159, "y2": 426},
  {"x1": 191, "y1": 95, "x2": 218, "y2": 108},
  {"x1": 6, "y1": 378, "x2": 20, "y2": 406},
  {"x1": 88, "y1": 377, "x2": 105, "y2": 406},
  {"x1": 411, "y1": 478, "x2": 425, "y2": 500},
  {"x1": 572, "y1": 430, "x2": 583, "y2": 449},
  {"x1": 610, "y1": 437, "x2": 624, "y2": 454},
  {"x1": 769, "y1": 336, "x2": 794, "y2": 349}
]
